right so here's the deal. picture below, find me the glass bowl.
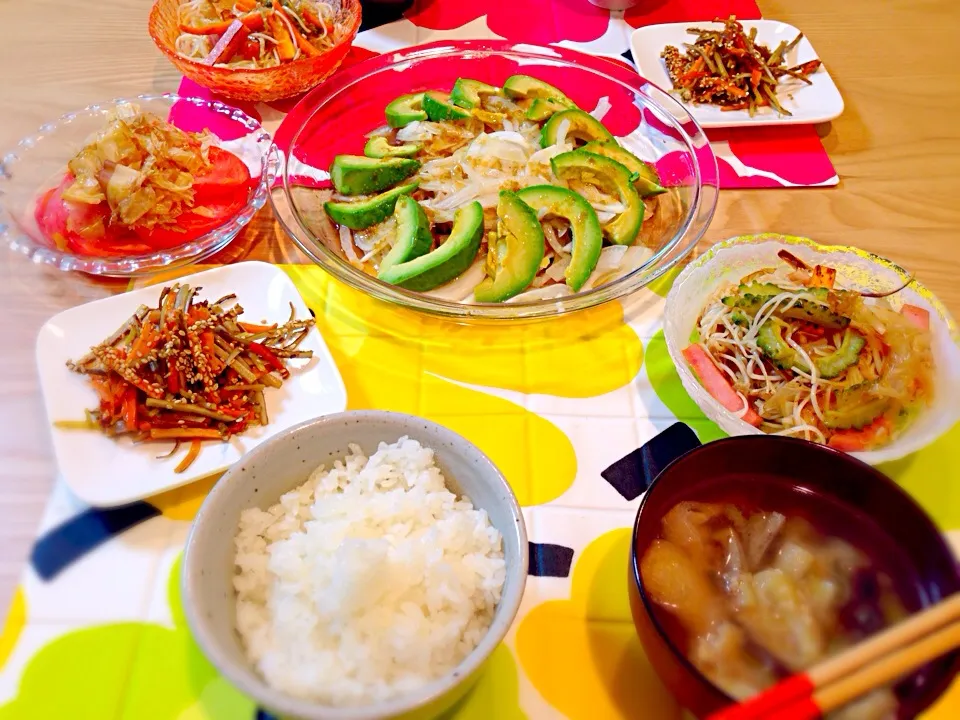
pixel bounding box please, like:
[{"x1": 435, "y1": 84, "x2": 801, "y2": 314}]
[
  {"x1": 663, "y1": 234, "x2": 960, "y2": 464},
  {"x1": 0, "y1": 94, "x2": 277, "y2": 277},
  {"x1": 148, "y1": 0, "x2": 361, "y2": 103},
  {"x1": 271, "y1": 40, "x2": 719, "y2": 320}
]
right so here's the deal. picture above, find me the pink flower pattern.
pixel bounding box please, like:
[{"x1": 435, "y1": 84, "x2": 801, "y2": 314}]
[{"x1": 405, "y1": 0, "x2": 611, "y2": 45}]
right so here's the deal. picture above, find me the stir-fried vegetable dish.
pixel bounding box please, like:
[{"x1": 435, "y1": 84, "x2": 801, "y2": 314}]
[
  {"x1": 684, "y1": 251, "x2": 934, "y2": 451},
  {"x1": 61, "y1": 283, "x2": 314, "y2": 473},
  {"x1": 317, "y1": 74, "x2": 683, "y2": 304},
  {"x1": 661, "y1": 16, "x2": 822, "y2": 116},
  {"x1": 641, "y1": 501, "x2": 905, "y2": 719},
  {"x1": 177, "y1": 0, "x2": 343, "y2": 68},
  {"x1": 35, "y1": 104, "x2": 252, "y2": 257}
]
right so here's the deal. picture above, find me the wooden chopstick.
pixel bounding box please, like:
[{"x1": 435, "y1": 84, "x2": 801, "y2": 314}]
[
  {"x1": 707, "y1": 593, "x2": 960, "y2": 720},
  {"x1": 812, "y1": 620, "x2": 960, "y2": 714}
]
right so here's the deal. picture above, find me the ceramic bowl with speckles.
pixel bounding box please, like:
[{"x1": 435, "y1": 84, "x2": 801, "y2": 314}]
[
  {"x1": 181, "y1": 410, "x2": 528, "y2": 720},
  {"x1": 664, "y1": 234, "x2": 960, "y2": 465}
]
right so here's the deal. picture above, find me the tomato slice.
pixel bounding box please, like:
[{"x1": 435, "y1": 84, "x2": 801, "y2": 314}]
[
  {"x1": 193, "y1": 146, "x2": 253, "y2": 200},
  {"x1": 682, "y1": 344, "x2": 763, "y2": 427},
  {"x1": 134, "y1": 193, "x2": 246, "y2": 248},
  {"x1": 37, "y1": 151, "x2": 251, "y2": 256}
]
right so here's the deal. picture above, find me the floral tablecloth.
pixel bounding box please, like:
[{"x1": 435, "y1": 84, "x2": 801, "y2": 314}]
[{"x1": 1, "y1": 0, "x2": 957, "y2": 717}]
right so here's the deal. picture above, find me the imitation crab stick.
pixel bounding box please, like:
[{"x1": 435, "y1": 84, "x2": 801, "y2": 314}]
[
  {"x1": 827, "y1": 416, "x2": 893, "y2": 452},
  {"x1": 682, "y1": 344, "x2": 763, "y2": 427},
  {"x1": 900, "y1": 304, "x2": 930, "y2": 331}
]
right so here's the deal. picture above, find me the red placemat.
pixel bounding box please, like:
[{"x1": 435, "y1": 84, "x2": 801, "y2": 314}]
[{"x1": 176, "y1": 0, "x2": 839, "y2": 189}]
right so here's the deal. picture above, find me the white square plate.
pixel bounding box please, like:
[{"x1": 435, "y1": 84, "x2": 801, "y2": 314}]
[
  {"x1": 630, "y1": 19, "x2": 844, "y2": 128},
  {"x1": 36, "y1": 262, "x2": 347, "y2": 507}
]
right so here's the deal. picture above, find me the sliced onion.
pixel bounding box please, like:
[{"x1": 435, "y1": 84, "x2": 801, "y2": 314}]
[
  {"x1": 545, "y1": 254, "x2": 572, "y2": 282},
  {"x1": 553, "y1": 118, "x2": 571, "y2": 147},
  {"x1": 364, "y1": 125, "x2": 391, "y2": 139},
  {"x1": 589, "y1": 96, "x2": 612, "y2": 123},
  {"x1": 506, "y1": 284, "x2": 573, "y2": 303},
  {"x1": 422, "y1": 258, "x2": 487, "y2": 301},
  {"x1": 339, "y1": 224, "x2": 359, "y2": 263},
  {"x1": 528, "y1": 143, "x2": 571, "y2": 166},
  {"x1": 543, "y1": 222, "x2": 567, "y2": 255}
]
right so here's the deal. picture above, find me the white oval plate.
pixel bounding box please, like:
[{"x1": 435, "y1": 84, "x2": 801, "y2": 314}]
[
  {"x1": 664, "y1": 234, "x2": 960, "y2": 465},
  {"x1": 36, "y1": 261, "x2": 347, "y2": 507},
  {"x1": 630, "y1": 19, "x2": 844, "y2": 128}
]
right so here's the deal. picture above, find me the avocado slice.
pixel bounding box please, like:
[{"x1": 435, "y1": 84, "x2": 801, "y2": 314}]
[
  {"x1": 378, "y1": 196, "x2": 433, "y2": 275},
  {"x1": 363, "y1": 136, "x2": 421, "y2": 159},
  {"x1": 378, "y1": 201, "x2": 484, "y2": 291},
  {"x1": 516, "y1": 185, "x2": 602, "y2": 292},
  {"x1": 541, "y1": 109, "x2": 614, "y2": 148},
  {"x1": 474, "y1": 191, "x2": 545, "y2": 303},
  {"x1": 450, "y1": 78, "x2": 500, "y2": 109},
  {"x1": 823, "y1": 383, "x2": 892, "y2": 430},
  {"x1": 525, "y1": 98, "x2": 568, "y2": 122},
  {"x1": 423, "y1": 91, "x2": 472, "y2": 121},
  {"x1": 581, "y1": 140, "x2": 666, "y2": 197},
  {"x1": 551, "y1": 149, "x2": 643, "y2": 246},
  {"x1": 385, "y1": 93, "x2": 427, "y2": 128},
  {"x1": 330, "y1": 155, "x2": 420, "y2": 196},
  {"x1": 324, "y1": 181, "x2": 419, "y2": 230},
  {"x1": 503, "y1": 75, "x2": 575, "y2": 107},
  {"x1": 722, "y1": 283, "x2": 850, "y2": 329},
  {"x1": 756, "y1": 320, "x2": 865, "y2": 379}
]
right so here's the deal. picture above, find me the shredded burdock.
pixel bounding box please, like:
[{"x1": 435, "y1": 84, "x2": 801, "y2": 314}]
[
  {"x1": 661, "y1": 15, "x2": 822, "y2": 116},
  {"x1": 63, "y1": 283, "x2": 315, "y2": 473}
]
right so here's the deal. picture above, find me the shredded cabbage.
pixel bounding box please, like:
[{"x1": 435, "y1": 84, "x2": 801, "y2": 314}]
[{"x1": 62, "y1": 103, "x2": 213, "y2": 230}]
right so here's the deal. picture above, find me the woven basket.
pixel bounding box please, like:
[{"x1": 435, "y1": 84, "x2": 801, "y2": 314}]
[{"x1": 148, "y1": 0, "x2": 361, "y2": 102}]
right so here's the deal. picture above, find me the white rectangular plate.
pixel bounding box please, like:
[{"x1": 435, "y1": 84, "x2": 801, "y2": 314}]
[
  {"x1": 630, "y1": 19, "x2": 844, "y2": 128},
  {"x1": 36, "y1": 262, "x2": 347, "y2": 507}
]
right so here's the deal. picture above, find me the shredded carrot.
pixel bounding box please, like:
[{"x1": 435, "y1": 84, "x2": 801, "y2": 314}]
[
  {"x1": 302, "y1": 7, "x2": 326, "y2": 32},
  {"x1": 174, "y1": 440, "x2": 203, "y2": 473},
  {"x1": 179, "y1": 13, "x2": 264, "y2": 35},
  {"x1": 289, "y1": 20, "x2": 321, "y2": 57},
  {"x1": 268, "y1": 4, "x2": 296, "y2": 61}
]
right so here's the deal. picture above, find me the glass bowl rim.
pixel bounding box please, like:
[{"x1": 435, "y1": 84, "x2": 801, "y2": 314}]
[
  {"x1": 0, "y1": 93, "x2": 277, "y2": 277},
  {"x1": 273, "y1": 39, "x2": 719, "y2": 320}
]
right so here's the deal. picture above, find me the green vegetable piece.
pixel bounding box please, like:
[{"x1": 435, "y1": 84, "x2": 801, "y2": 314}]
[
  {"x1": 363, "y1": 136, "x2": 421, "y2": 159},
  {"x1": 378, "y1": 196, "x2": 433, "y2": 275},
  {"x1": 722, "y1": 283, "x2": 851, "y2": 329},
  {"x1": 385, "y1": 92, "x2": 427, "y2": 128},
  {"x1": 423, "y1": 91, "x2": 472, "y2": 121},
  {"x1": 330, "y1": 155, "x2": 420, "y2": 196},
  {"x1": 378, "y1": 201, "x2": 484, "y2": 291},
  {"x1": 541, "y1": 109, "x2": 614, "y2": 148},
  {"x1": 503, "y1": 75, "x2": 575, "y2": 107},
  {"x1": 823, "y1": 383, "x2": 891, "y2": 430},
  {"x1": 581, "y1": 140, "x2": 666, "y2": 197},
  {"x1": 757, "y1": 321, "x2": 865, "y2": 379},
  {"x1": 550, "y1": 149, "x2": 643, "y2": 246},
  {"x1": 474, "y1": 191, "x2": 546, "y2": 303},
  {"x1": 525, "y1": 98, "x2": 568, "y2": 122},
  {"x1": 516, "y1": 185, "x2": 602, "y2": 292},
  {"x1": 730, "y1": 309, "x2": 751, "y2": 327},
  {"x1": 816, "y1": 330, "x2": 867, "y2": 378},
  {"x1": 324, "y1": 181, "x2": 419, "y2": 230},
  {"x1": 450, "y1": 78, "x2": 501, "y2": 109}
]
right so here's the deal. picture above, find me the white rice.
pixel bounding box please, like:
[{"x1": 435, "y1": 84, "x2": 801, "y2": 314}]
[{"x1": 233, "y1": 437, "x2": 507, "y2": 706}]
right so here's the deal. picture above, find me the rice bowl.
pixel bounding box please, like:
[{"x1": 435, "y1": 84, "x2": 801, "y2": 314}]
[
  {"x1": 181, "y1": 410, "x2": 528, "y2": 720},
  {"x1": 234, "y1": 438, "x2": 507, "y2": 705}
]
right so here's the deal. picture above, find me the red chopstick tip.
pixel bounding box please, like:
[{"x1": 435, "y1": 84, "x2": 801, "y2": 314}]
[{"x1": 706, "y1": 674, "x2": 815, "y2": 720}]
